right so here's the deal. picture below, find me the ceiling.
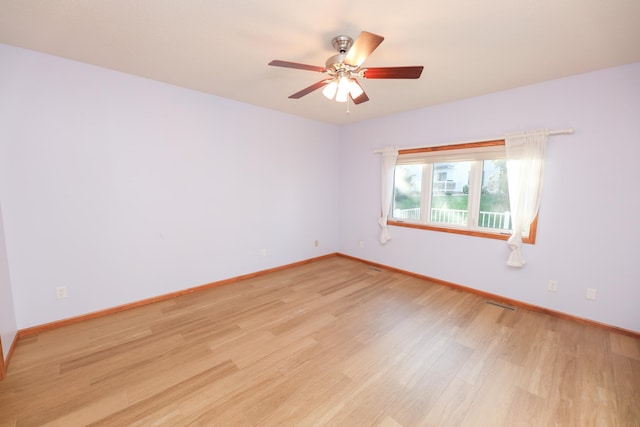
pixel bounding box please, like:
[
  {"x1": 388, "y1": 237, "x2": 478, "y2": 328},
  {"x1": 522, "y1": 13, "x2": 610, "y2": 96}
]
[{"x1": 1, "y1": 1, "x2": 639, "y2": 126}]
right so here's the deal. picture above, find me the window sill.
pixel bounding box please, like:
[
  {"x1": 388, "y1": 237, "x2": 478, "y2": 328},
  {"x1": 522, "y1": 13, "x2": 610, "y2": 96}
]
[{"x1": 387, "y1": 219, "x2": 537, "y2": 244}]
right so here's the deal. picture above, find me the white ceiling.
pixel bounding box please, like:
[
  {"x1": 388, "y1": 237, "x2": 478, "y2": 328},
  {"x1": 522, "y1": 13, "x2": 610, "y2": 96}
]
[{"x1": 1, "y1": 0, "x2": 639, "y2": 125}]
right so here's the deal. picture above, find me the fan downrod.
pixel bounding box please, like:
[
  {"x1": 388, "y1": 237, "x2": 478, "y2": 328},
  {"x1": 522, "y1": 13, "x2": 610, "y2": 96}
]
[{"x1": 331, "y1": 35, "x2": 353, "y2": 53}]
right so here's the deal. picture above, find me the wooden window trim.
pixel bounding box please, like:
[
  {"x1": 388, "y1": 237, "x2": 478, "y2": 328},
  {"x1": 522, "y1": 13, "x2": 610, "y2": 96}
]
[
  {"x1": 399, "y1": 139, "x2": 505, "y2": 155},
  {"x1": 388, "y1": 215, "x2": 537, "y2": 244},
  {"x1": 391, "y1": 139, "x2": 538, "y2": 244}
]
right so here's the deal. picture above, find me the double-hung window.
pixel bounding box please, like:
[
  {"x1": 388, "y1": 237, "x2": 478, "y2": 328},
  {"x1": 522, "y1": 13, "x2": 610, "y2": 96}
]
[{"x1": 388, "y1": 140, "x2": 537, "y2": 243}]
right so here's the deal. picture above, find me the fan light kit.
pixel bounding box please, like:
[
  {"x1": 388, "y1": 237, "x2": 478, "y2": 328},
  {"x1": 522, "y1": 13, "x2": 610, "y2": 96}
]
[{"x1": 269, "y1": 31, "x2": 424, "y2": 107}]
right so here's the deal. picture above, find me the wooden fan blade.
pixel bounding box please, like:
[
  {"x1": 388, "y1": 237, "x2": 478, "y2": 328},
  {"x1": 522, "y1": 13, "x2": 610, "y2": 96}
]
[
  {"x1": 350, "y1": 80, "x2": 369, "y2": 104},
  {"x1": 268, "y1": 60, "x2": 327, "y2": 73},
  {"x1": 288, "y1": 79, "x2": 332, "y2": 99},
  {"x1": 343, "y1": 31, "x2": 385, "y2": 67},
  {"x1": 362, "y1": 66, "x2": 424, "y2": 79}
]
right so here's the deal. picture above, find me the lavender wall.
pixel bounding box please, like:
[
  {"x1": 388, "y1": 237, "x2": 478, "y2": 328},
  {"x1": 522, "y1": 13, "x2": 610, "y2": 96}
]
[
  {"x1": 0, "y1": 44, "x2": 340, "y2": 329},
  {"x1": 1, "y1": 42, "x2": 638, "y2": 335},
  {"x1": 339, "y1": 62, "x2": 640, "y2": 333}
]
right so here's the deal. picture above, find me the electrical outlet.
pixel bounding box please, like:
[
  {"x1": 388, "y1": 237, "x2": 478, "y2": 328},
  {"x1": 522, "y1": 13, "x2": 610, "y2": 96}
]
[
  {"x1": 586, "y1": 288, "x2": 597, "y2": 300},
  {"x1": 260, "y1": 249, "x2": 267, "y2": 257},
  {"x1": 56, "y1": 286, "x2": 67, "y2": 299},
  {"x1": 314, "y1": 240, "x2": 319, "y2": 247},
  {"x1": 359, "y1": 240, "x2": 364, "y2": 248},
  {"x1": 547, "y1": 280, "x2": 558, "y2": 292}
]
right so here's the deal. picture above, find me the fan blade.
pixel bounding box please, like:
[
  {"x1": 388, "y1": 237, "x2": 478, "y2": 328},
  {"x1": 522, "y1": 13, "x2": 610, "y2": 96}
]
[
  {"x1": 350, "y1": 80, "x2": 369, "y2": 104},
  {"x1": 288, "y1": 79, "x2": 332, "y2": 99},
  {"x1": 268, "y1": 60, "x2": 327, "y2": 73},
  {"x1": 362, "y1": 66, "x2": 424, "y2": 79},
  {"x1": 351, "y1": 92, "x2": 369, "y2": 105},
  {"x1": 343, "y1": 31, "x2": 385, "y2": 67}
]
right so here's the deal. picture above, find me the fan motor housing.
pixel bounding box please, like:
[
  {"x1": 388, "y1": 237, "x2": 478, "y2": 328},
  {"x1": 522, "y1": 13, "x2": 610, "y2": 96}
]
[
  {"x1": 325, "y1": 54, "x2": 346, "y2": 71},
  {"x1": 326, "y1": 35, "x2": 359, "y2": 74}
]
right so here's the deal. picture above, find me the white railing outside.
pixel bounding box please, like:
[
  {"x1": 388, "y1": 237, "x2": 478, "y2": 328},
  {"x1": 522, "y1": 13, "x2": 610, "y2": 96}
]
[
  {"x1": 478, "y1": 211, "x2": 511, "y2": 230},
  {"x1": 431, "y1": 208, "x2": 467, "y2": 225},
  {"x1": 432, "y1": 181, "x2": 457, "y2": 193},
  {"x1": 393, "y1": 207, "x2": 420, "y2": 220},
  {"x1": 393, "y1": 208, "x2": 511, "y2": 230}
]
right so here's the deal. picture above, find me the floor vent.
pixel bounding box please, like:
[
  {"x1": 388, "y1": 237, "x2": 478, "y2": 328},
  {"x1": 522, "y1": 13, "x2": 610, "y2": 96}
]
[
  {"x1": 485, "y1": 300, "x2": 516, "y2": 311},
  {"x1": 367, "y1": 266, "x2": 382, "y2": 272}
]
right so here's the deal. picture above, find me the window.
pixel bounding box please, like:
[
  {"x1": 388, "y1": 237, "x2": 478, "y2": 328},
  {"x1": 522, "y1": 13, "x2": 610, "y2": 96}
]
[{"x1": 388, "y1": 140, "x2": 537, "y2": 243}]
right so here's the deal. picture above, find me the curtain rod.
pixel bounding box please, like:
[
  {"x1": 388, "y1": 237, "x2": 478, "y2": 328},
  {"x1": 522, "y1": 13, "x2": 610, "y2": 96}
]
[{"x1": 373, "y1": 127, "x2": 574, "y2": 153}]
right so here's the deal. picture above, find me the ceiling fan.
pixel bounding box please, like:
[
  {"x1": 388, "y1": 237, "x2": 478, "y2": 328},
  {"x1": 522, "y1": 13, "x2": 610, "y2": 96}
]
[{"x1": 268, "y1": 31, "x2": 423, "y2": 105}]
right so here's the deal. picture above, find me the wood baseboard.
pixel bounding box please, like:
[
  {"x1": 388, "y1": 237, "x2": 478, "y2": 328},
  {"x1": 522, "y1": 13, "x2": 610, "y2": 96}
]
[
  {"x1": 5, "y1": 251, "x2": 636, "y2": 380},
  {"x1": 18, "y1": 253, "x2": 338, "y2": 338},
  {"x1": 0, "y1": 333, "x2": 19, "y2": 381},
  {"x1": 337, "y1": 253, "x2": 640, "y2": 339},
  {"x1": 0, "y1": 339, "x2": 4, "y2": 381}
]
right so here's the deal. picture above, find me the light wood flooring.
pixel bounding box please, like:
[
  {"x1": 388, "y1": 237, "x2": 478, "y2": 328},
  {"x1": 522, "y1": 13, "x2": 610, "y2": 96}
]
[{"x1": 1, "y1": 256, "x2": 639, "y2": 426}]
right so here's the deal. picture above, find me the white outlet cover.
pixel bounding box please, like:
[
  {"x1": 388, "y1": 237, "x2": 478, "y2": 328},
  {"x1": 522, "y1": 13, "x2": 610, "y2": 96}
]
[{"x1": 586, "y1": 288, "x2": 597, "y2": 300}]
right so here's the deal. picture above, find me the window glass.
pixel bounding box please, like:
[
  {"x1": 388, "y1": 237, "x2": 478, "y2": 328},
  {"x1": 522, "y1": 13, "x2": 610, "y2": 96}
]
[
  {"x1": 393, "y1": 164, "x2": 422, "y2": 221},
  {"x1": 430, "y1": 162, "x2": 470, "y2": 226},
  {"x1": 478, "y1": 160, "x2": 512, "y2": 230}
]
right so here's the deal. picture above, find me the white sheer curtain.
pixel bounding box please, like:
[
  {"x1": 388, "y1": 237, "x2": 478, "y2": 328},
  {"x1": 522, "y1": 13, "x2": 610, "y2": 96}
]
[
  {"x1": 505, "y1": 131, "x2": 548, "y2": 267},
  {"x1": 379, "y1": 146, "x2": 398, "y2": 244}
]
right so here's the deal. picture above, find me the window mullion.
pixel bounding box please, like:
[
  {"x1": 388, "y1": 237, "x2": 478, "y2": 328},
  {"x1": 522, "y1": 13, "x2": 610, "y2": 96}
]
[
  {"x1": 467, "y1": 161, "x2": 482, "y2": 228},
  {"x1": 421, "y1": 163, "x2": 432, "y2": 223}
]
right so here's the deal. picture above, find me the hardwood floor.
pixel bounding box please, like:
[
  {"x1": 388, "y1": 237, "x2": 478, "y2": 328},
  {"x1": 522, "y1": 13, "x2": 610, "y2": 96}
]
[{"x1": 1, "y1": 257, "x2": 639, "y2": 426}]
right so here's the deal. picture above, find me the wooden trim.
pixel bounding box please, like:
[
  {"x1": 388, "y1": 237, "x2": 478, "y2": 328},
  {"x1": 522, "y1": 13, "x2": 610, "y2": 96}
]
[
  {"x1": 388, "y1": 220, "x2": 513, "y2": 242},
  {"x1": 3, "y1": 334, "x2": 17, "y2": 377},
  {"x1": 9, "y1": 249, "x2": 637, "y2": 381},
  {"x1": 526, "y1": 214, "x2": 538, "y2": 244},
  {"x1": 399, "y1": 139, "x2": 505, "y2": 155},
  {"x1": 394, "y1": 139, "x2": 538, "y2": 245},
  {"x1": 0, "y1": 338, "x2": 4, "y2": 381},
  {"x1": 336, "y1": 253, "x2": 640, "y2": 339},
  {"x1": 18, "y1": 253, "x2": 338, "y2": 338},
  {"x1": 387, "y1": 218, "x2": 537, "y2": 244}
]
